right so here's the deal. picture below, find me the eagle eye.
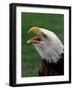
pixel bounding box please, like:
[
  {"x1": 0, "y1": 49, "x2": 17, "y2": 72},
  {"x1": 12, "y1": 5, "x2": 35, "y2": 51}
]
[{"x1": 42, "y1": 33, "x2": 47, "y2": 38}]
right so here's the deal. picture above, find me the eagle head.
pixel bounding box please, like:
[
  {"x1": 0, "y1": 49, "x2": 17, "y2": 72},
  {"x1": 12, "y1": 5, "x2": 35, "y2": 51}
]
[{"x1": 27, "y1": 27, "x2": 64, "y2": 63}]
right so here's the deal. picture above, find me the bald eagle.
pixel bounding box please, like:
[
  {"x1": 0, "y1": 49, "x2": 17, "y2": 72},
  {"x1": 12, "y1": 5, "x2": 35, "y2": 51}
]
[{"x1": 27, "y1": 27, "x2": 64, "y2": 76}]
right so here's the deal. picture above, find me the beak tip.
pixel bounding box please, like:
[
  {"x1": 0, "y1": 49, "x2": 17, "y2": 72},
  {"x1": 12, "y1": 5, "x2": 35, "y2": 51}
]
[{"x1": 26, "y1": 40, "x2": 31, "y2": 44}]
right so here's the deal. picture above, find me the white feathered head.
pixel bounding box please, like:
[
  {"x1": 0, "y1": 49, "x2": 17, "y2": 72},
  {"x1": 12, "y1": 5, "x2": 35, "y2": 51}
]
[{"x1": 27, "y1": 27, "x2": 64, "y2": 63}]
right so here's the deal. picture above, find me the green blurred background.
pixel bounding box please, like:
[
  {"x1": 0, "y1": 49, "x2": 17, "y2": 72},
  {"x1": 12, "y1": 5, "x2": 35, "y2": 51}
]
[{"x1": 21, "y1": 12, "x2": 64, "y2": 77}]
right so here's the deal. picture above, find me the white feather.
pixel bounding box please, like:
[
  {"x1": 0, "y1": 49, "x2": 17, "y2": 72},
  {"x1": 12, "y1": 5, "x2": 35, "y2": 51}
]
[{"x1": 33, "y1": 28, "x2": 64, "y2": 63}]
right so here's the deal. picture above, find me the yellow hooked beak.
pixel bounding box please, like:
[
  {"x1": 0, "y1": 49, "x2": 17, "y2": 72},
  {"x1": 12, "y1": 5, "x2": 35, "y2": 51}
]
[
  {"x1": 28, "y1": 27, "x2": 40, "y2": 33},
  {"x1": 26, "y1": 27, "x2": 41, "y2": 44}
]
